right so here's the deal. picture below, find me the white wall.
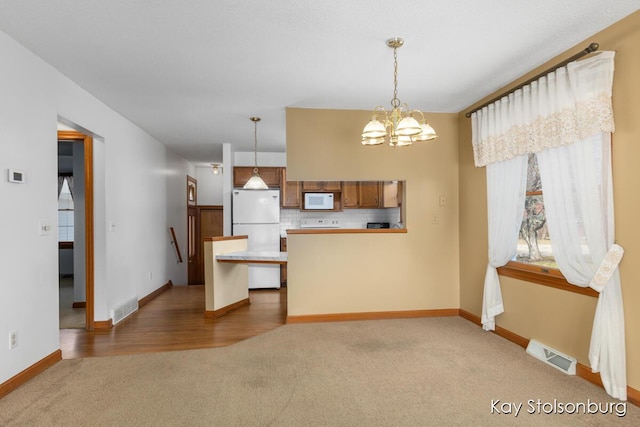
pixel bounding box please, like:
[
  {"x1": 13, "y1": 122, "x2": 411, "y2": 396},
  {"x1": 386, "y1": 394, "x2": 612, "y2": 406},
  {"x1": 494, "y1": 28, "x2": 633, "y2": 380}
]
[
  {"x1": 0, "y1": 29, "x2": 193, "y2": 385},
  {"x1": 195, "y1": 166, "x2": 224, "y2": 205},
  {"x1": 234, "y1": 152, "x2": 286, "y2": 167}
]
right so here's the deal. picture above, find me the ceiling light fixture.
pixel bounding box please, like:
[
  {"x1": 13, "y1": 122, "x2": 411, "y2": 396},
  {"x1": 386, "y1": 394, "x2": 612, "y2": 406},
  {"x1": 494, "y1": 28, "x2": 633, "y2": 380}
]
[
  {"x1": 361, "y1": 37, "x2": 437, "y2": 147},
  {"x1": 211, "y1": 163, "x2": 222, "y2": 175},
  {"x1": 243, "y1": 117, "x2": 268, "y2": 190}
]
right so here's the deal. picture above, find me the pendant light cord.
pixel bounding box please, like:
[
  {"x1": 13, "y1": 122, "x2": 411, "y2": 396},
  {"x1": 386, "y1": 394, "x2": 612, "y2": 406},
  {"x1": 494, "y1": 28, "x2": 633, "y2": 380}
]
[
  {"x1": 254, "y1": 120, "x2": 258, "y2": 171},
  {"x1": 250, "y1": 116, "x2": 261, "y2": 173}
]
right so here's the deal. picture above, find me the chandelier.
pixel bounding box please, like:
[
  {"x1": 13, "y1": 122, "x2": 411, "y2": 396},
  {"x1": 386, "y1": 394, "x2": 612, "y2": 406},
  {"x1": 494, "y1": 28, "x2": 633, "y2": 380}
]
[
  {"x1": 243, "y1": 117, "x2": 269, "y2": 190},
  {"x1": 361, "y1": 38, "x2": 437, "y2": 147}
]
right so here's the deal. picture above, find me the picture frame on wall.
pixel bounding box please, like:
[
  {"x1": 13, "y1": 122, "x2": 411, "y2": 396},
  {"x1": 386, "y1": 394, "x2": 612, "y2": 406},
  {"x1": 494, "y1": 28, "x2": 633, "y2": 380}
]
[{"x1": 187, "y1": 175, "x2": 197, "y2": 206}]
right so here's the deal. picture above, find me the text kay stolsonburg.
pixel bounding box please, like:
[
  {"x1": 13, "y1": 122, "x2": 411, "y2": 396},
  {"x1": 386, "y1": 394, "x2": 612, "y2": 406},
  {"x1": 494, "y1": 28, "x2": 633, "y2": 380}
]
[{"x1": 491, "y1": 399, "x2": 627, "y2": 417}]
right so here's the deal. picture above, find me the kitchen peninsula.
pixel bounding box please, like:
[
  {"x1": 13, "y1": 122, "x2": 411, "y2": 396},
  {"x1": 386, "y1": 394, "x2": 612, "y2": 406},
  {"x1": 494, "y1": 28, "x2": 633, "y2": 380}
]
[
  {"x1": 281, "y1": 226, "x2": 462, "y2": 325},
  {"x1": 203, "y1": 236, "x2": 287, "y2": 318}
]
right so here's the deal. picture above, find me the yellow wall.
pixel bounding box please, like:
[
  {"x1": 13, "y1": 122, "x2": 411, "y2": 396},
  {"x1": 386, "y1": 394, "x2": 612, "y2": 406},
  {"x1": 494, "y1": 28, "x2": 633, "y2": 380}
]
[
  {"x1": 286, "y1": 108, "x2": 460, "y2": 314},
  {"x1": 458, "y1": 11, "x2": 640, "y2": 392}
]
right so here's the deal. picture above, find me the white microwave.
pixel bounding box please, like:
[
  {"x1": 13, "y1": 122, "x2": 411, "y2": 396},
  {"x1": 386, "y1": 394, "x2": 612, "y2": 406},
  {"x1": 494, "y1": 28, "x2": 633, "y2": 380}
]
[{"x1": 304, "y1": 192, "x2": 334, "y2": 210}]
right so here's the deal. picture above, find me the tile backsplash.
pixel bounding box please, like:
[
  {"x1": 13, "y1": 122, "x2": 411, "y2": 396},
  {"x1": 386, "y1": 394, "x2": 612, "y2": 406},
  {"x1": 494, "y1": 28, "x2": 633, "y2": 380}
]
[{"x1": 280, "y1": 208, "x2": 401, "y2": 237}]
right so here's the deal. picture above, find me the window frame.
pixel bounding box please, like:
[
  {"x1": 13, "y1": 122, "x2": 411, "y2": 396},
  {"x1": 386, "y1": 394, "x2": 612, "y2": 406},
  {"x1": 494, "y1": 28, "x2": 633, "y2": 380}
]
[{"x1": 499, "y1": 154, "x2": 598, "y2": 299}]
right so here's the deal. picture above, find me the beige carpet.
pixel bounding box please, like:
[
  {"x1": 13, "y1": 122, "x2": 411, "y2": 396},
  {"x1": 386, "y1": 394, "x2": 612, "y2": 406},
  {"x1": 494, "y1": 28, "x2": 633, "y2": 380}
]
[{"x1": 1, "y1": 317, "x2": 637, "y2": 426}]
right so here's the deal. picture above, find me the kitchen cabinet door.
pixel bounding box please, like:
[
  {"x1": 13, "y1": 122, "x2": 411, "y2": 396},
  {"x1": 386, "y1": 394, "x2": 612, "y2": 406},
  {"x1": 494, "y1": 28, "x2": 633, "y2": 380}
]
[
  {"x1": 233, "y1": 167, "x2": 281, "y2": 188},
  {"x1": 280, "y1": 168, "x2": 301, "y2": 208},
  {"x1": 382, "y1": 181, "x2": 399, "y2": 207},
  {"x1": 322, "y1": 181, "x2": 342, "y2": 191},
  {"x1": 358, "y1": 181, "x2": 382, "y2": 208},
  {"x1": 342, "y1": 182, "x2": 359, "y2": 208},
  {"x1": 302, "y1": 181, "x2": 342, "y2": 191}
]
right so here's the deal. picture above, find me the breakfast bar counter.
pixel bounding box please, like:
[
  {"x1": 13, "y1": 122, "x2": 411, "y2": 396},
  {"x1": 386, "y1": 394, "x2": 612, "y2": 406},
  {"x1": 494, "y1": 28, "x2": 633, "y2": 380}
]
[
  {"x1": 215, "y1": 251, "x2": 287, "y2": 264},
  {"x1": 286, "y1": 228, "x2": 407, "y2": 235},
  {"x1": 204, "y1": 236, "x2": 287, "y2": 319}
]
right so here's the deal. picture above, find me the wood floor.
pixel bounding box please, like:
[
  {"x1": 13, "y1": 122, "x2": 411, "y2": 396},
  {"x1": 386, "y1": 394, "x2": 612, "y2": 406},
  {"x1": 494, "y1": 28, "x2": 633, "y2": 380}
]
[{"x1": 59, "y1": 285, "x2": 287, "y2": 359}]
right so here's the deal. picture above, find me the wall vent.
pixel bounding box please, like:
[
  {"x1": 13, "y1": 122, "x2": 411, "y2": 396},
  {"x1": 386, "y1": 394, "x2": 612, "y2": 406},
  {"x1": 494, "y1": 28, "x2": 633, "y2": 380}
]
[
  {"x1": 111, "y1": 297, "x2": 138, "y2": 325},
  {"x1": 526, "y1": 339, "x2": 576, "y2": 375}
]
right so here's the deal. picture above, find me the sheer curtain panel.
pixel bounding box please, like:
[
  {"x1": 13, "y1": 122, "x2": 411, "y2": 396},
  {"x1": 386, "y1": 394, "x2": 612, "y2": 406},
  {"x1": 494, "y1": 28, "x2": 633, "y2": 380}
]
[
  {"x1": 470, "y1": 52, "x2": 625, "y2": 400},
  {"x1": 537, "y1": 133, "x2": 626, "y2": 400},
  {"x1": 479, "y1": 155, "x2": 528, "y2": 331}
]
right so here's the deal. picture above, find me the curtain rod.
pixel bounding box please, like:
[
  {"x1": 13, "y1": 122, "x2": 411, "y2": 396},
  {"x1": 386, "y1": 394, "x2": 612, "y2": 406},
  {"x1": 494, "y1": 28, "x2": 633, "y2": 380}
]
[{"x1": 465, "y1": 42, "x2": 599, "y2": 118}]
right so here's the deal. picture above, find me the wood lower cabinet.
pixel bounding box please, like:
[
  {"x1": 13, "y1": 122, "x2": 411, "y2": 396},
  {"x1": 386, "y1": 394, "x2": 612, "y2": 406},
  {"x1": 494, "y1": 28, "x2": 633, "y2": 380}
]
[{"x1": 233, "y1": 166, "x2": 281, "y2": 188}]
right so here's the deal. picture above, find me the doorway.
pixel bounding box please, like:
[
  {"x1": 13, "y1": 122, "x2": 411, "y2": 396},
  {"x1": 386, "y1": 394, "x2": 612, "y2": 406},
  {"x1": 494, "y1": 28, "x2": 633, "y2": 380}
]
[
  {"x1": 187, "y1": 205, "x2": 224, "y2": 285},
  {"x1": 57, "y1": 130, "x2": 95, "y2": 331}
]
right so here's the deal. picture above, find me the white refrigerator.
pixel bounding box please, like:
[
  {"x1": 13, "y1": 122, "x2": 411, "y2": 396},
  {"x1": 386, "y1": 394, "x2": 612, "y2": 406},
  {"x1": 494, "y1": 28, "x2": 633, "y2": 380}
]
[{"x1": 232, "y1": 189, "x2": 281, "y2": 289}]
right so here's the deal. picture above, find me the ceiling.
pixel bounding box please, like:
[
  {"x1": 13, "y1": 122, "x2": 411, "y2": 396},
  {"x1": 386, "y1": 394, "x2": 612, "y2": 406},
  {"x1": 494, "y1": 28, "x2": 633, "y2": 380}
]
[{"x1": 1, "y1": 1, "x2": 639, "y2": 165}]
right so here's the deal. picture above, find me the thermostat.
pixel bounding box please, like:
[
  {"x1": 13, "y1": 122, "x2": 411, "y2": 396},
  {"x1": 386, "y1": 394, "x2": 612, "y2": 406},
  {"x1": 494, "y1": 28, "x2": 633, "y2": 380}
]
[{"x1": 8, "y1": 169, "x2": 25, "y2": 183}]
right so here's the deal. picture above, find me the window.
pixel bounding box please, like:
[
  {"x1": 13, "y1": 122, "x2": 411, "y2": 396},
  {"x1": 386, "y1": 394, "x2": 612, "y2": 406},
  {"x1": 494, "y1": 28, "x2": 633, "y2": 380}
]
[
  {"x1": 58, "y1": 177, "x2": 74, "y2": 242},
  {"x1": 516, "y1": 154, "x2": 555, "y2": 268},
  {"x1": 499, "y1": 154, "x2": 597, "y2": 298}
]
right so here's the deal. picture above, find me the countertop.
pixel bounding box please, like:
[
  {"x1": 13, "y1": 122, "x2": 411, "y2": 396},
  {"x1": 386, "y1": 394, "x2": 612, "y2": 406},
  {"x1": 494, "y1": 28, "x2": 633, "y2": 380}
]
[
  {"x1": 215, "y1": 251, "x2": 288, "y2": 264},
  {"x1": 286, "y1": 228, "x2": 407, "y2": 235}
]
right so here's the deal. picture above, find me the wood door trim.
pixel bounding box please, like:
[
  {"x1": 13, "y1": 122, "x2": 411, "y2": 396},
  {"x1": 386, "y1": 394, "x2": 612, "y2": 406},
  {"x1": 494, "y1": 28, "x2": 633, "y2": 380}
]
[{"x1": 58, "y1": 130, "x2": 95, "y2": 331}]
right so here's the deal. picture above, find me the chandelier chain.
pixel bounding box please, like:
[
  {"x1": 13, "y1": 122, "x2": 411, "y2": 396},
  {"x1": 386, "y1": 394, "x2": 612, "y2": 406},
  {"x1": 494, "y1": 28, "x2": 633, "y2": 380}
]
[{"x1": 391, "y1": 46, "x2": 400, "y2": 108}]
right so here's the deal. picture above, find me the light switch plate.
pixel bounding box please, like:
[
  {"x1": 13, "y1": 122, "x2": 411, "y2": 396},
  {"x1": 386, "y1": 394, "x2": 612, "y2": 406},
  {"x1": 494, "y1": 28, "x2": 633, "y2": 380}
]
[{"x1": 39, "y1": 220, "x2": 51, "y2": 236}]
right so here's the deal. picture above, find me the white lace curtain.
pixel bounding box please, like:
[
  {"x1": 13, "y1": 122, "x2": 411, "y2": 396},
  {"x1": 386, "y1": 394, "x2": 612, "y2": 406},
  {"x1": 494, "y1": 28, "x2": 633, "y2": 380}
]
[{"x1": 471, "y1": 51, "x2": 626, "y2": 400}]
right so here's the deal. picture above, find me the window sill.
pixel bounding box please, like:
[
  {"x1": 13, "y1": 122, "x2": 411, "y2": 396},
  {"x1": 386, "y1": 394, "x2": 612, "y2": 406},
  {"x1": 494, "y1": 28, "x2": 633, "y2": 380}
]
[
  {"x1": 59, "y1": 241, "x2": 74, "y2": 250},
  {"x1": 497, "y1": 261, "x2": 598, "y2": 298}
]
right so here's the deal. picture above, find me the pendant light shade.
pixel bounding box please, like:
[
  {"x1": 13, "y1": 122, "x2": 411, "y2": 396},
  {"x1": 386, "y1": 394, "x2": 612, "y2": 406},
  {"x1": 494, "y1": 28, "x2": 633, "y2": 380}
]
[
  {"x1": 243, "y1": 117, "x2": 268, "y2": 190},
  {"x1": 243, "y1": 169, "x2": 268, "y2": 190}
]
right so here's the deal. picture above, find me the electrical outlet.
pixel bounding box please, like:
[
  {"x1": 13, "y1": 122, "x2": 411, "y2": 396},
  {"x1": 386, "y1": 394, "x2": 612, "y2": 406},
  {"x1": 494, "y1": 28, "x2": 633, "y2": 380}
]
[
  {"x1": 432, "y1": 215, "x2": 439, "y2": 224},
  {"x1": 439, "y1": 195, "x2": 447, "y2": 207},
  {"x1": 9, "y1": 331, "x2": 17, "y2": 349}
]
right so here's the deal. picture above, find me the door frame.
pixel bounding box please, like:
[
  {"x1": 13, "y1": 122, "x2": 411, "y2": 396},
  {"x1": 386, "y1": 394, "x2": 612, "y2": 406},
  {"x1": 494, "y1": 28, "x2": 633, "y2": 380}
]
[
  {"x1": 58, "y1": 130, "x2": 95, "y2": 331},
  {"x1": 187, "y1": 205, "x2": 200, "y2": 285}
]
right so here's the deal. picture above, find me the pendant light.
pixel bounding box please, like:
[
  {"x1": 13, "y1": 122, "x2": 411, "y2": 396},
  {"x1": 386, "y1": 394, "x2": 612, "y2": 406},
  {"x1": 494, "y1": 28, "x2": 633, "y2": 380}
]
[
  {"x1": 361, "y1": 37, "x2": 438, "y2": 147},
  {"x1": 243, "y1": 117, "x2": 268, "y2": 190}
]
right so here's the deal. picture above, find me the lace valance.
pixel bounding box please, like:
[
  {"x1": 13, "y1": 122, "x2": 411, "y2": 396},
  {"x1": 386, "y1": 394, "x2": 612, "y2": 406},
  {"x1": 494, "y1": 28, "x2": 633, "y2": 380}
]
[{"x1": 471, "y1": 51, "x2": 615, "y2": 167}]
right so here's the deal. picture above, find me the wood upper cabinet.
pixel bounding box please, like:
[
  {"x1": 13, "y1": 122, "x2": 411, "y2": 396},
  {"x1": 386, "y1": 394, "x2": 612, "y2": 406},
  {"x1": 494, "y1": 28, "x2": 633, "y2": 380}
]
[
  {"x1": 342, "y1": 182, "x2": 359, "y2": 208},
  {"x1": 358, "y1": 181, "x2": 382, "y2": 208},
  {"x1": 301, "y1": 181, "x2": 342, "y2": 192},
  {"x1": 233, "y1": 167, "x2": 281, "y2": 188},
  {"x1": 280, "y1": 168, "x2": 301, "y2": 208},
  {"x1": 382, "y1": 181, "x2": 400, "y2": 208}
]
